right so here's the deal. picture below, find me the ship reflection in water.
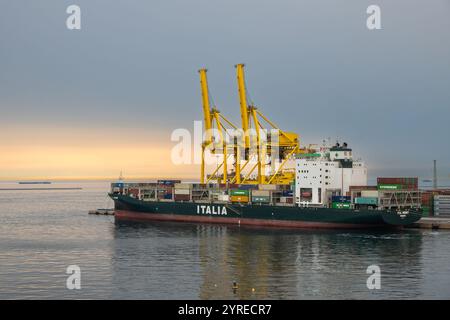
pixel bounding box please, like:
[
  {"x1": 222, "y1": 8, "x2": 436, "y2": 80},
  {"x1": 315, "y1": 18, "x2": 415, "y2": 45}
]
[{"x1": 113, "y1": 221, "x2": 429, "y2": 299}]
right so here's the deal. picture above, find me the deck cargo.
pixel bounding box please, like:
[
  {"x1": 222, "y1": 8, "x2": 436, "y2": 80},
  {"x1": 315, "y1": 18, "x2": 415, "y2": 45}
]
[
  {"x1": 174, "y1": 189, "x2": 190, "y2": 195},
  {"x1": 355, "y1": 197, "x2": 378, "y2": 205},
  {"x1": 230, "y1": 195, "x2": 249, "y2": 203},
  {"x1": 252, "y1": 196, "x2": 270, "y2": 203},
  {"x1": 230, "y1": 189, "x2": 250, "y2": 196}
]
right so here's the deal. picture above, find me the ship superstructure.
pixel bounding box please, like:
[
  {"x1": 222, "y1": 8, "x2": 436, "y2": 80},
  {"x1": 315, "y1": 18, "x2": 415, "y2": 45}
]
[{"x1": 295, "y1": 142, "x2": 367, "y2": 205}]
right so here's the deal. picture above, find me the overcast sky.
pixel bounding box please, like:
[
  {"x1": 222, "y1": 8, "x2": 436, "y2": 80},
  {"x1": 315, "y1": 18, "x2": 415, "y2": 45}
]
[{"x1": 1, "y1": 0, "x2": 449, "y2": 182}]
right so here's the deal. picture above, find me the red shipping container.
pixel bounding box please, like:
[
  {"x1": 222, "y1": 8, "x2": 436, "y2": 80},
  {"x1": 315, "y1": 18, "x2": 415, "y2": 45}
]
[
  {"x1": 174, "y1": 194, "x2": 191, "y2": 201},
  {"x1": 350, "y1": 185, "x2": 378, "y2": 191}
]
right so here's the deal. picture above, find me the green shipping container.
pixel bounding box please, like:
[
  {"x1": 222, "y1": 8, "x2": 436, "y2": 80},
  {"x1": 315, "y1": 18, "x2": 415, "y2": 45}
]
[
  {"x1": 422, "y1": 206, "x2": 430, "y2": 217},
  {"x1": 378, "y1": 184, "x2": 402, "y2": 190},
  {"x1": 230, "y1": 189, "x2": 250, "y2": 196},
  {"x1": 252, "y1": 196, "x2": 270, "y2": 203},
  {"x1": 332, "y1": 202, "x2": 351, "y2": 209},
  {"x1": 355, "y1": 197, "x2": 378, "y2": 205}
]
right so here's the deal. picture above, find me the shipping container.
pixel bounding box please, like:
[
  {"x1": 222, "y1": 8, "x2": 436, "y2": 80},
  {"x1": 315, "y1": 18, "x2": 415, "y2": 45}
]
[
  {"x1": 174, "y1": 194, "x2": 191, "y2": 201},
  {"x1": 112, "y1": 182, "x2": 124, "y2": 188},
  {"x1": 252, "y1": 196, "x2": 270, "y2": 203},
  {"x1": 251, "y1": 190, "x2": 270, "y2": 197},
  {"x1": 279, "y1": 196, "x2": 294, "y2": 204},
  {"x1": 230, "y1": 195, "x2": 249, "y2": 203},
  {"x1": 238, "y1": 184, "x2": 259, "y2": 190},
  {"x1": 174, "y1": 189, "x2": 190, "y2": 195},
  {"x1": 422, "y1": 206, "x2": 431, "y2": 217},
  {"x1": 361, "y1": 190, "x2": 379, "y2": 198},
  {"x1": 157, "y1": 179, "x2": 181, "y2": 185},
  {"x1": 218, "y1": 195, "x2": 229, "y2": 202},
  {"x1": 332, "y1": 202, "x2": 351, "y2": 209},
  {"x1": 377, "y1": 177, "x2": 418, "y2": 190},
  {"x1": 230, "y1": 189, "x2": 250, "y2": 196},
  {"x1": 377, "y1": 184, "x2": 403, "y2": 190},
  {"x1": 258, "y1": 184, "x2": 278, "y2": 191},
  {"x1": 128, "y1": 188, "x2": 140, "y2": 197},
  {"x1": 349, "y1": 185, "x2": 378, "y2": 191},
  {"x1": 332, "y1": 195, "x2": 351, "y2": 203},
  {"x1": 174, "y1": 183, "x2": 192, "y2": 189},
  {"x1": 434, "y1": 195, "x2": 450, "y2": 216},
  {"x1": 210, "y1": 190, "x2": 226, "y2": 196},
  {"x1": 354, "y1": 197, "x2": 378, "y2": 205}
]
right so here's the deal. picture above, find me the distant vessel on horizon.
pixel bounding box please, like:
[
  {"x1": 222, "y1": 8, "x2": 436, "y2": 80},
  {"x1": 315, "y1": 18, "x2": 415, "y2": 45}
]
[{"x1": 18, "y1": 181, "x2": 52, "y2": 185}]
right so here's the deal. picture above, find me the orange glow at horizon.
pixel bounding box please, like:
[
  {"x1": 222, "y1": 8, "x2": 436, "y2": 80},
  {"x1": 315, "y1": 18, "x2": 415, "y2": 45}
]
[{"x1": 0, "y1": 126, "x2": 199, "y2": 181}]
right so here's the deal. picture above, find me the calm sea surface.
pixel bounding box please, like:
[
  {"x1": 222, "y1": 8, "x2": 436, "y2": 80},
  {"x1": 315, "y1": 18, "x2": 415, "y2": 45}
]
[{"x1": 0, "y1": 181, "x2": 449, "y2": 299}]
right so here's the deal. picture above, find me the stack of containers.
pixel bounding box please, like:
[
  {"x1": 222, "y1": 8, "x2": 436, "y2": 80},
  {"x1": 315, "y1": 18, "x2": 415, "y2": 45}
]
[
  {"x1": 230, "y1": 189, "x2": 249, "y2": 203},
  {"x1": 174, "y1": 183, "x2": 191, "y2": 201},
  {"x1": 128, "y1": 187, "x2": 140, "y2": 198},
  {"x1": 434, "y1": 195, "x2": 450, "y2": 216},
  {"x1": 280, "y1": 189, "x2": 294, "y2": 204},
  {"x1": 354, "y1": 189, "x2": 379, "y2": 206},
  {"x1": 421, "y1": 191, "x2": 434, "y2": 216},
  {"x1": 210, "y1": 189, "x2": 226, "y2": 201},
  {"x1": 331, "y1": 195, "x2": 351, "y2": 209},
  {"x1": 377, "y1": 177, "x2": 418, "y2": 190},
  {"x1": 157, "y1": 184, "x2": 173, "y2": 200}
]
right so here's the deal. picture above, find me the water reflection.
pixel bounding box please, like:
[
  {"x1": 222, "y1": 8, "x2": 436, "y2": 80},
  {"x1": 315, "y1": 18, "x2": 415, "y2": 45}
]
[{"x1": 113, "y1": 221, "x2": 423, "y2": 299}]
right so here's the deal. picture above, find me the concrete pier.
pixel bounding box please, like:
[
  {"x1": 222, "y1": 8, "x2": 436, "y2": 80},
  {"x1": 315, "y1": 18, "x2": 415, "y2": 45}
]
[{"x1": 406, "y1": 217, "x2": 450, "y2": 230}]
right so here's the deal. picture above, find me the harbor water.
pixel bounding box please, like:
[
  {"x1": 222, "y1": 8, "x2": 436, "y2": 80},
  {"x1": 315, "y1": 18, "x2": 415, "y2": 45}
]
[{"x1": 0, "y1": 181, "x2": 449, "y2": 299}]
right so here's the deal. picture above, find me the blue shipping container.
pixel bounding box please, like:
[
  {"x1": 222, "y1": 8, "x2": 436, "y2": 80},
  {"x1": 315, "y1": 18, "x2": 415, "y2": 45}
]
[
  {"x1": 332, "y1": 196, "x2": 351, "y2": 203},
  {"x1": 113, "y1": 182, "x2": 124, "y2": 188}
]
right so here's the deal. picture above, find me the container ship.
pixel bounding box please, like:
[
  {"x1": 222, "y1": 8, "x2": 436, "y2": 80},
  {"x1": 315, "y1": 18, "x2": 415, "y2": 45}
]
[
  {"x1": 110, "y1": 149, "x2": 422, "y2": 229},
  {"x1": 109, "y1": 64, "x2": 422, "y2": 229}
]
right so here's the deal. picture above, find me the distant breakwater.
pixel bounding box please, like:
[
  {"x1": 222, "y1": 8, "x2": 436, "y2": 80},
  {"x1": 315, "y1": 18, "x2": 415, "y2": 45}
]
[{"x1": 0, "y1": 187, "x2": 82, "y2": 191}]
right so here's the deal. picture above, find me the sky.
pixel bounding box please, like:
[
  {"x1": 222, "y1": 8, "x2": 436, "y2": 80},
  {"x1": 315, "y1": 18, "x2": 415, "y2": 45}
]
[{"x1": 1, "y1": 0, "x2": 449, "y2": 183}]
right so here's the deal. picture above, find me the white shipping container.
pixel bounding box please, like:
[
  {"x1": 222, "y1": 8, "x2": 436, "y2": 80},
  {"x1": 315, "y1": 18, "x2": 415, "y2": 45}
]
[
  {"x1": 435, "y1": 209, "x2": 450, "y2": 216},
  {"x1": 252, "y1": 190, "x2": 270, "y2": 197},
  {"x1": 218, "y1": 195, "x2": 229, "y2": 202},
  {"x1": 435, "y1": 195, "x2": 450, "y2": 200},
  {"x1": 434, "y1": 202, "x2": 450, "y2": 206},
  {"x1": 174, "y1": 188, "x2": 190, "y2": 195},
  {"x1": 174, "y1": 183, "x2": 192, "y2": 189},
  {"x1": 361, "y1": 190, "x2": 379, "y2": 198},
  {"x1": 258, "y1": 184, "x2": 277, "y2": 191},
  {"x1": 280, "y1": 197, "x2": 287, "y2": 203}
]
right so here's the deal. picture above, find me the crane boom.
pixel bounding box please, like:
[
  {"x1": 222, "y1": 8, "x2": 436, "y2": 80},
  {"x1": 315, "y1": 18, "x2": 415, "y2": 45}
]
[
  {"x1": 199, "y1": 69, "x2": 213, "y2": 146},
  {"x1": 236, "y1": 64, "x2": 250, "y2": 150}
]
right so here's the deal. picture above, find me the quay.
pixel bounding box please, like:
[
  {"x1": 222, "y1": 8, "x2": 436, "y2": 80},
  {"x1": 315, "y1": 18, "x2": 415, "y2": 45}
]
[{"x1": 406, "y1": 217, "x2": 450, "y2": 230}]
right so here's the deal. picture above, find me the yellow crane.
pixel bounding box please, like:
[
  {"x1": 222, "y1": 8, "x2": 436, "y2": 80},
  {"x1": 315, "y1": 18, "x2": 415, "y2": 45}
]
[
  {"x1": 199, "y1": 69, "x2": 240, "y2": 184},
  {"x1": 234, "y1": 63, "x2": 302, "y2": 185}
]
